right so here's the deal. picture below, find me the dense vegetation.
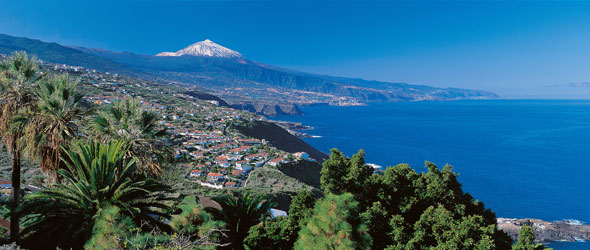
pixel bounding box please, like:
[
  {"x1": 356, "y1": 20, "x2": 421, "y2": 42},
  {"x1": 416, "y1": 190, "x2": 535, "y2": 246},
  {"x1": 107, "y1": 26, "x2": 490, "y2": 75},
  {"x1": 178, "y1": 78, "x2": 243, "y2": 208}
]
[
  {"x1": 0, "y1": 52, "x2": 550, "y2": 249},
  {"x1": 17, "y1": 140, "x2": 171, "y2": 249}
]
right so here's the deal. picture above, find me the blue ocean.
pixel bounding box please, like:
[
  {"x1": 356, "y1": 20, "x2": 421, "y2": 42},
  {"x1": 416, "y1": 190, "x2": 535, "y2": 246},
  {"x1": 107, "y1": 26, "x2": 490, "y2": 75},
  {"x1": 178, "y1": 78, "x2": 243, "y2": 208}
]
[{"x1": 276, "y1": 100, "x2": 590, "y2": 250}]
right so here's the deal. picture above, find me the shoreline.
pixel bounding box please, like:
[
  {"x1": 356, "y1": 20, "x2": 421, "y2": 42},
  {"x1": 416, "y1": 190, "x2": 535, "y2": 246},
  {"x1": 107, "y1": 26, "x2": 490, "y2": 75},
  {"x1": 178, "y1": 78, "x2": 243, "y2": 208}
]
[
  {"x1": 269, "y1": 120, "x2": 321, "y2": 139},
  {"x1": 497, "y1": 218, "x2": 590, "y2": 244}
]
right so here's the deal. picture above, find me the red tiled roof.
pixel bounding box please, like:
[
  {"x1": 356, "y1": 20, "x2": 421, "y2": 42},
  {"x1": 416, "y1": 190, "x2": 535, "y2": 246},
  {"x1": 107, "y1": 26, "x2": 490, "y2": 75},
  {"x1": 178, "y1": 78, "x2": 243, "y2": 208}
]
[{"x1": 270, "y1": 157, "x2": 285, "y2": 163}]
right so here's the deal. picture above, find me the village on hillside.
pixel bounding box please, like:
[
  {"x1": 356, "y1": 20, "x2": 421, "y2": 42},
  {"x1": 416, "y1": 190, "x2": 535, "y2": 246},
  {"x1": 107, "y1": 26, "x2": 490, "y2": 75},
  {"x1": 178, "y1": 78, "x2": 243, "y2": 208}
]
[{"x1": 31, "y1": 60, "x2": 314, "y2": 192}]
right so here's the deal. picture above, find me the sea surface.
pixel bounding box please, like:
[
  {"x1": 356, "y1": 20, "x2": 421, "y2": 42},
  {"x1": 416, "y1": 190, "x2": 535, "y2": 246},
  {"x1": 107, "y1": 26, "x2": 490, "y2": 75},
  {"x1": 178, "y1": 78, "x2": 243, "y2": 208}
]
[{"x1": 276, "y1": 99, "x2": 590, "y2": 250}]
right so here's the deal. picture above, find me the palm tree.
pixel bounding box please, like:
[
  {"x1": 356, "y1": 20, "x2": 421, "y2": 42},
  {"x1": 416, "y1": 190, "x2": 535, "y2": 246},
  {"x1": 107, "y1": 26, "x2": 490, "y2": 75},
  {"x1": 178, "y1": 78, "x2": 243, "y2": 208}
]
[
  {"x1": 91, "y1": 98, "x2": 169, "y2": 176},
  {"x1": 206, "y1": 192, "x2": 273, "y2": 250},
  {"x1": 16, "y1": 140, "x2": 171, "y2": 249},
  {"x1": 17, "y1": 74, "x2": 86, "y2": 181},
  {"x1": 0, "y1": 51, "x2": 42, "y2": 241}
]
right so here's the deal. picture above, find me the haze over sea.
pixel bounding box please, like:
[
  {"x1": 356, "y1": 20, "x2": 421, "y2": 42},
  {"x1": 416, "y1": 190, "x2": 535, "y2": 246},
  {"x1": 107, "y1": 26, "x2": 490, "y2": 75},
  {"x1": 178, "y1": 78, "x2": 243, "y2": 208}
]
[{"x1": 277, "y1": 99, "x2": 590, "y2": 250}]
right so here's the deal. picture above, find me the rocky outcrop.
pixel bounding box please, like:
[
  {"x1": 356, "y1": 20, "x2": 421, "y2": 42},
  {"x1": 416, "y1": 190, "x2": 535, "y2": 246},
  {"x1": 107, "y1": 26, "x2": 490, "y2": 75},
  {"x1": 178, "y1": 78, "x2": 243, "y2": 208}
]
[
  {"x1": 277, "y1": 103, "x2": 302, "y2": 116},
  {"x1": 183, "y1": 91, "x2": 231, "y2": 107},
  {"x1": 497, "y1": 218, "x2": 590, "y2": 243},
  {"x1": 230, "y1": 103, "x2": 257, "y2": 113},
  {"x1": 231, "y1": 102, "x2": 302, "y2": 116},
  {"x1": 279, "y1": 160, "x2": 322, "y2": 189}
]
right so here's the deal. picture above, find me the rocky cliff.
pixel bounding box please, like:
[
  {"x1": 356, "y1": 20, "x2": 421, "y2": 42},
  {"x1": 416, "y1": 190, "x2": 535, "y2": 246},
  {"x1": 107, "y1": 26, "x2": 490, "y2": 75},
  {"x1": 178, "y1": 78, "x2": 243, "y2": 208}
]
[
  {"x1": 183, "y1": 91, "x2": 231, "y2": 107},
  {"x1": 497, "y1": 218, "x2": 590, "y2": 243},
  {"x1": 230, "y1": 103, "x2": 302, "y2": 116},
  {"x1": 235, "y1": 121, "x2": 327, "y2": 161}
]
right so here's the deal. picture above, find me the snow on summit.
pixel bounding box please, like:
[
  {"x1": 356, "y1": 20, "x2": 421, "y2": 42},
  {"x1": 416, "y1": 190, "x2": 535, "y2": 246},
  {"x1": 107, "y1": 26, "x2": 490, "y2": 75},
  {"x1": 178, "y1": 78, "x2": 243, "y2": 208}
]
[{"x1": 155, "y1": 39, "x2": 243, "y2": 58}]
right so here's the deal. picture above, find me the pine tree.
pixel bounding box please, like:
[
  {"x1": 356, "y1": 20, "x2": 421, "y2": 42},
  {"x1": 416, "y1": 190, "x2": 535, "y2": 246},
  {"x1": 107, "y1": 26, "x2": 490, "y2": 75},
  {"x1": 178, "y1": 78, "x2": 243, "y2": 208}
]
[
  {"x1": 512, "y1": 225, "x2": 551, "y2": 250},
  {"x1": 319, "y1": 149, "x2": 513, "y2": 250},
  {"x1": 319, "y1": 148, "x2": 349, "y2": 194},
  {"x1": 244, "y1": 191, "x2": 317, "y2": 250},
  {"x1": 294, "y1": 193, "x2": 372, "y2": 250}
]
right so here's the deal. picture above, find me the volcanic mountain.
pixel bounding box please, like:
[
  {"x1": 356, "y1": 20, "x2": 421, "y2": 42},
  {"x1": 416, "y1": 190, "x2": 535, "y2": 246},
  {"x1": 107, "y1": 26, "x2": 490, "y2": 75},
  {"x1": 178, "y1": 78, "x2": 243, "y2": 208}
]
[{"x1": 155, "y1": 39, "x2": 243, "y2": 58}]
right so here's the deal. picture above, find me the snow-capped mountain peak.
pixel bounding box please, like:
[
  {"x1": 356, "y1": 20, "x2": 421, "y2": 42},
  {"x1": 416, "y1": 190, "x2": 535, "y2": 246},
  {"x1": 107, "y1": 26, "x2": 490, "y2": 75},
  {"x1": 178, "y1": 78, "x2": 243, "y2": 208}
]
[{"x1": 155, "y1": 39, "x2": 243, "y2": 58}]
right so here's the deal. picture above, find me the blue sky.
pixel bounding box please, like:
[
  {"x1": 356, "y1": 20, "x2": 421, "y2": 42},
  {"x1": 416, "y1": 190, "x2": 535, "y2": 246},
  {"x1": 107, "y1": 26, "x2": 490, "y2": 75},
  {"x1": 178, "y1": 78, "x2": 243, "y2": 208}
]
[{"x1": 1, "y1": 0, "x2": 590, "y2": 98}]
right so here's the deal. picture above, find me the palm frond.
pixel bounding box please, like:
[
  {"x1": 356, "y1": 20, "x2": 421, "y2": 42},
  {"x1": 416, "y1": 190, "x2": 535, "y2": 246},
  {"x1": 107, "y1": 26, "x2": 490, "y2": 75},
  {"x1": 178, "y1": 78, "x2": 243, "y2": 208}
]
[
  {"x1": 91, "y1": 98, "x2": 170, "y2": 176},
  {"x1": 17, "y1": 140, "x2": 172, "y2": 250}
]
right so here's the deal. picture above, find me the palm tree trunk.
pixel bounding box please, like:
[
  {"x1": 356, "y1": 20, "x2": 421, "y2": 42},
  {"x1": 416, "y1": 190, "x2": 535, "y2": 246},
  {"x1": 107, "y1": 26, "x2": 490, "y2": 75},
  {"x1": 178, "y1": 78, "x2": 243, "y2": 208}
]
[{"x1": 10, "y1": 141, "x2": 20, "y2": 242}]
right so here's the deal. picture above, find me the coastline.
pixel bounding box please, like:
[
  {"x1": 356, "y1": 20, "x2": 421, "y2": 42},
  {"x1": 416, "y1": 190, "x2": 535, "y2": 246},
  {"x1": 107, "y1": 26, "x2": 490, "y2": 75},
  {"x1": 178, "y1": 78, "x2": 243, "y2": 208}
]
[
  {"x1": 498, "y1": 218, "x2": 590, "y2": 244},
  {"x1": 269, "y1": 120, "x2": 321, "y2": 139}
]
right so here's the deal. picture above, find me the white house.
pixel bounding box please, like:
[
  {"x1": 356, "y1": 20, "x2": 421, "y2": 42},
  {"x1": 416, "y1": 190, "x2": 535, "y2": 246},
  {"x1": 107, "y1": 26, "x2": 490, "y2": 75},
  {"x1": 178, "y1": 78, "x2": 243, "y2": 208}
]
[
  {"x1": 207, "y1": 173, "x2": 224, "y2": 181},
  {"x1": 189, "y1": 170, "x2": 203, "y2": 177},
  {"x1": 268, "y1": 157, "x2": 287, "y2": 167}
]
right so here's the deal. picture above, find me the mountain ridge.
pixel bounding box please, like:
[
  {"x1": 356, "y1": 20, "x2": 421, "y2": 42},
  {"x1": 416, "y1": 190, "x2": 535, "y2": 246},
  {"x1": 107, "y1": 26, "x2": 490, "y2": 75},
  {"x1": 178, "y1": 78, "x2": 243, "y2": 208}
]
[{"x1": 0, "y1": 33, "x2": 498, "y2": 115}]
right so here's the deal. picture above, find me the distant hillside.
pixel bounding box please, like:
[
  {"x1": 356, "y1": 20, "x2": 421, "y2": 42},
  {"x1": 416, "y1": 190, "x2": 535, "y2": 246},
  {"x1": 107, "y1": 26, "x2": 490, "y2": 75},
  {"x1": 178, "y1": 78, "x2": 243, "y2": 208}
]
[
  {"x1": 235, "y1": 121, "x2": 328, "y2": 162},
  {"x1": 236, "y1": 120, "x2": 327, "y2": 198},
  {"x1": 0, "y1": 34, "x2": 139, "y2": 76},
  {"x1": 76, "y1": 45, "x2": 498, "y2": 102},
  {"x1": 0, "y1": 34, "x2": 498, "y2": 116},
  {"x1": 183, "y1": 91, "x2": 231, "y2": 107}
]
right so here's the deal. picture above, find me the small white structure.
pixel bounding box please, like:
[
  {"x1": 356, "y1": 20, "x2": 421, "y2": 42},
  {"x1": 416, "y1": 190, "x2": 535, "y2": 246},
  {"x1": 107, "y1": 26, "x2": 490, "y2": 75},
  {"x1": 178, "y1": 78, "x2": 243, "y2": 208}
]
[
  {"x1": 199, "y1": 181, "x2": 223, "y2": 189},
  {"x1": 270, "y1": 208, "x2": 288, "y2": 218},
  {"x1": 190, "y1": 170, "x2": 203, "y2": 177}
]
